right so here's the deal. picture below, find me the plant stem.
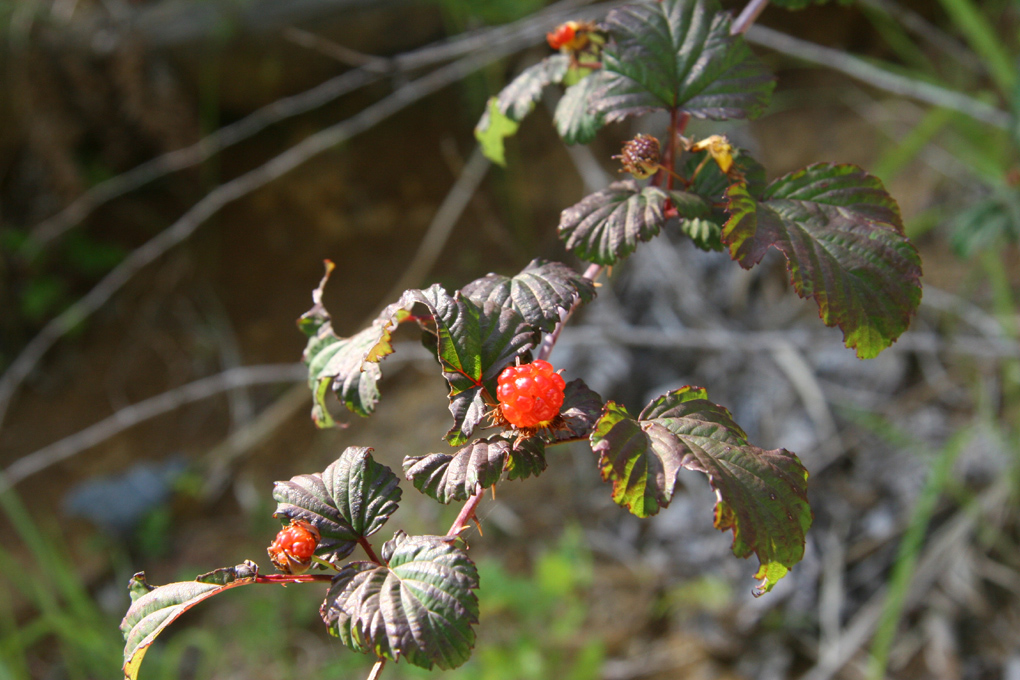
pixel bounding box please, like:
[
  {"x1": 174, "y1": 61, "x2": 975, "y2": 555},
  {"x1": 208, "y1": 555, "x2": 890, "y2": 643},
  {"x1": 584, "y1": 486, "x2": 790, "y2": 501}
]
[
  {"x1": 359, "y1": 537, "x2": 383, "y2": 564},
  {"x1": 732, "y1": 0, "x2": 768, "y2": 35},
  {"x1": 255, "y1": 574, "x2": 334, "y2": 584},
  {"x1": 447, "y1": 490, "x2": 485, "y2": 537},
  {"x1": 367, "y1": 659, "x2": 386, "y2": 680}
]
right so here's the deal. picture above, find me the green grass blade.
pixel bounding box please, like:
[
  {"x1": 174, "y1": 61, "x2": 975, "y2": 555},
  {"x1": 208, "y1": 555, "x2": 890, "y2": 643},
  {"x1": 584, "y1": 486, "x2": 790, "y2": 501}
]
[{"x1": 936, "y1": 0, "x2": 1016, "y2": 94}]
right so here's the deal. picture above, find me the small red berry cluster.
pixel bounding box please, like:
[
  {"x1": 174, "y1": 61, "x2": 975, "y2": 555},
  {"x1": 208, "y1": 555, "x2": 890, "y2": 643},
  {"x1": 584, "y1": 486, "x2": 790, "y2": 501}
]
[
  {"x1": 267, "y1": 519, "x2": 320, "y2": 574},
  {"x1": 496, "y1": 359, "x2": 566, "y2": 429}
]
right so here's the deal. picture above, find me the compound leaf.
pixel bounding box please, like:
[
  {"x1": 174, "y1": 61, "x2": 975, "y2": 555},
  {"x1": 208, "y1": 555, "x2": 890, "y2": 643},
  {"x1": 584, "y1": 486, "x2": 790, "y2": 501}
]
[
  {"x1": 554, "y1": 71, "x2": 609, "y2": 144},
  {"x1": 121, "y1": 563, "x2": 259, "y2": 680},
  {"x1": 412, "y1": 286, "x2": 534, "y2": 445},
  {"x1": 320, "y1": 532, "x2": 480, "y2": 670},
  {"x1": 559, "y1": 181, "x2": 671, "y2": 265},
  {"x1": 723, "y1": 164, "x2": 922, "y2": 358},
  {"x1": 461, "y1": 258, "x2": 597, "y2": 334},
  {"x1": 272, "y1": 447, "x2": 402, "y2": 562},
  {"x1": 590, "y1": 386, "x2": 811, "y2": 596},
  {"x1": 591, "y1": 0, "x2": 774, "y2": 123}
]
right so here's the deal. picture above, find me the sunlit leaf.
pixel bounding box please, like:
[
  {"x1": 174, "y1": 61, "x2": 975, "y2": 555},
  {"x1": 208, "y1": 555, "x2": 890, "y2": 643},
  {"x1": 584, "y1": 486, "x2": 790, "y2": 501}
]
[
  {"x1": 495, "y1": 55, "x2": 570, "y2": 121},
  {"x1": 272, "y1": 447, "x2": 402, "y2": 562},
  {"x1": 121, "y1": 563, "x2": 259, "y2": 680},
  {"x1": 723, "y1": 164, "x2": 922, "y2": 358},
  {"x1": 461, "y1": 258, "x2": 597, "y2": 334},
  {"x1": 321, "y1": 532, "x2": 480, "y2": 670},
  {"x1": 403, "y1": 435, "x2": 540, "y2": 503},
  {"x1": 475, "y1": 97, "x2": 520, "y2": 167},
  {"x1": 554, "y1": 71, "x2": 609, "y2": 144},
  {"x1": 590, "y1": 386, "x2": 811, "y2": 596},
  {"x1": 591, "y1": 0, "x2": 774, "y2": 122}
]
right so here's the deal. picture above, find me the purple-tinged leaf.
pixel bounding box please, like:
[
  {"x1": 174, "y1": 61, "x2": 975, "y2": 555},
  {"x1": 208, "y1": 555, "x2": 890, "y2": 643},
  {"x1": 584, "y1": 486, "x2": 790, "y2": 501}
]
[
  {"x1": 591, "y1": 0, "x2": 774, "y2": 123},
  {"x1": 321, "y1": 532, "x2": 480, "y2": 670},
  {"x1": 560, "y1": 181, "x2": 701, "y2": 265},
  {"x1": 461, "y1": 258, "x2": 597, "y2": 334},
  {"x1": 121, "y1": 563, "x2": 259, "y2": 680},
  {"x1": 272, "y1": 447, "x2": 401, "y2": 562},
  {"x1": 723, "y1": 164, "x2": 922, "y2": 358},
  {"x1": 550, "y1": 378, "x2": 604, "y2": 441},
  {"x1": 404, "y1": 436, "x2": 512, "y2": 503},
  {"x1": 590, "y1": 386, "x2": 811, "y2": 596}
]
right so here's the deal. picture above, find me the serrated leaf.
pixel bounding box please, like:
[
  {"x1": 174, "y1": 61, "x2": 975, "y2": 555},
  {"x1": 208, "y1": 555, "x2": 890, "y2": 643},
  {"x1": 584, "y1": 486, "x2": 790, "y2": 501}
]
[
  {"x1": 461, "y1": 258, "x2": 597, "y2": 334},
  {"x1": 273, "y1": 447, "x2": 402, "y2": 562},
  {"x1": 302, "y1": 271, "x2": 414, "y2": 426},
  {"x1": 404, "y1": 436, "x2": 511, "y2": 504},
  {"x1": 503, "y1": 436, "x2": 548, "y2": 481},
  {"x1": 559, "y1": 181, "x2": 671, "y2": 265},
  {"x1": 320, "y1": 532, "x2": 480, "y2": 670},
  {"x1": 121, "y1": 563, "x2": 259, "y2": 680},
  {"x1": 591, "y1": 0, "x2": 774, "y2": 123},
  {"x1": 678, "y1": 216, "x2": 723, "y2": 251},
  {"x1": 554, "y1": 71, "x2": 609, "y2": 145},
  {"x1": 590, "y1": 386, "x2": 811, "y2": 595},
  {"x1": 550, "y1": 378, "x2": 604, "y2": 441},
  {"x1": 495, "y1": 55, "x2": 570, "y2": 122},
  {"x1": 723, "y1": 164, "x2": 922, "y2": 359},
  {"x1": 475, "y1": 97, "x2": 520, "y2": 167},
  {"x1": 412, "y1": 286, "x2": 534, "y2": 445}
]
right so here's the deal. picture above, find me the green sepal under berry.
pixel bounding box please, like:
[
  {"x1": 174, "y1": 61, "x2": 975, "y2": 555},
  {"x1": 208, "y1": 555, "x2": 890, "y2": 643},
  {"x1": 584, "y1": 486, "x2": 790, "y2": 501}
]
[
  {"x1": 301, "y1": 265, "x2": 414, "y2": 427},
  {"x1": 475, "y1": 55, "x2": 570, "y2": 165},
  {"x1": 461, "y1": 258, "x2": 597, "y2": 334},
  {"x1": 722, "y1": 163, "x2": 922, "y2": 359},
  {"x1": 272, "y1": 447, "x2": 402, "y2": 562},
  {"x1": 121, "y1": 562, "x2": 259, "y2": 680},
  {"x1": 554, "y1": 71, "x2": 609, "y2": 145},
  {"x1": 591, "y1": 0, "x2": 774, "y2": 123},
  {"x1": 590, "y1": 386, "x2": 811, "y2": 596},
  {"x1": 409, "y1": 286, "x2": 534, "y2": 445},
  {"x1": 403, "y1": 435, "x2": 546, "y2": 504},
  {"x1": 559, "y1": 181, "x2": 708, "y2": 265},
  {"x1": 320, "y1": 531, "x2": 480, "y2": 670}
]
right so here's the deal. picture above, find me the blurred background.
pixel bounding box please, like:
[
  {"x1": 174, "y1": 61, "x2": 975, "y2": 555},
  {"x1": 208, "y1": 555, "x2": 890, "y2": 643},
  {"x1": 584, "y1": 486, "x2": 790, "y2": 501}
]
[{"x1": 1, "y1": 0, "x2": 1019, "y2": 678}]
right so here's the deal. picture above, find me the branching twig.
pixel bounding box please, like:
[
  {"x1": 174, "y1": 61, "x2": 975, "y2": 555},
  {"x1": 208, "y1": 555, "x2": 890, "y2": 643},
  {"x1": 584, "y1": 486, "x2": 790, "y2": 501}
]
[
  {"x1": 745, "y1": 24, "x2": 1011, "y2": 129},
  {"x1": 0, "y1": 364, "x2": 306, "y2": 492}
]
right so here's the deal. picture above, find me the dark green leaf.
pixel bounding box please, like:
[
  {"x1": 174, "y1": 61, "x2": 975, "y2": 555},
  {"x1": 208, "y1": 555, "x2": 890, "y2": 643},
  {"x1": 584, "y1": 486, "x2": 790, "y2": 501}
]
[
  {"x1": 678, "y1": 216, "x2": 723, "y2": 251},
  {"x1": 121, "y1": 563, "x2": 259, "y2": 680},
  {"x1": 321, "y1": 532, "x2": 480, "y2": 670},
  {"x1": 554, "y1": 71, "x2": 609, "y2": 144},
  {"x1": 461, "y1": 258, "x2": 597, "y2": 334},
  {"x1": 723, "y1": 164, "x2": 922, "y2": 358},
  {"x1": 559, "y1": 181, "x2": 671, "y2": 265},
  {"x1": 273, "y1": 447, "x2": 402, "y2": 562},
  {"x1": 404, "y1": 436, "x2": 510, "y2": 503},
  {"x1": 592, "y1": 0, "x2": 774, "y2": 122},
  {"x1": 503, "y1": 436, "x2": 547, "y2": 481},
  {"x1": 590, "y1": 386, "x2": 811, "y2": 595},
  {"x1": 475, "y1": 97, "x2": 520, "y2": 167},
  {"x1": 495, "y1": 55, "x2": 570, "y2": 122},
  {"x1": 412, "y1": 286, "x2": 534, "y2": 445}
]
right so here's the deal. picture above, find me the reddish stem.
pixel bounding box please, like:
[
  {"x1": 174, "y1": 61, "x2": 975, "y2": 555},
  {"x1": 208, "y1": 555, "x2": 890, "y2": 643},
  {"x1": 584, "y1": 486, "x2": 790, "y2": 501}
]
[
  {"x1": 447, "y1": 490, "x2": 485, "y2": 537},
  {"x1": 256, "y1": 573, "x2": 334, "y2": 584},
  {"x1": 359, "y1": 536, "x2": 382, "y2": 564},
  {"x1": 732, "y1": 0, "x2": 769, "y2": 35}
]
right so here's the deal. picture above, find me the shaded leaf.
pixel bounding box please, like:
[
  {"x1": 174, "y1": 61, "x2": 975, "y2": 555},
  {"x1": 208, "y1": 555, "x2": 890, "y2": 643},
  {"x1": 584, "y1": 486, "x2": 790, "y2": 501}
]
[
  {"x1": 590, "y1": 386, "x2": 811, "y2": 595},
  {"x1": 121, "y1": 562, "x2": 259, "y2": 680},
  {"x1": 550, "y1": 378, "x2": 604, "y2": 441},
  {"x1": 723, "y1": 164, "x2": 922, "y2": 358},
  {"x1": 772, "y1": 0, "x2": 850, "y2": 7},
  {"x1": 404, "y1": 437, "x2": 510, "y2": 504},
  {"x1": 475, "y1": 97, "x2": 520, "y2": 167},
  {"x1": 321, "y1": 532, "x2": 480, "y2": 670},
  {"x1": 503, "y1": 437, "x2": 548, "y2": 481},
  {"x1": 273, "y1": 447, "x2": 402, "y2": 562},
  {"x1": 495, "y1": 55, "x2": 570, "y2": 122},
  {"x1": 592, "y1": 0, "x2": 774, "y2": 123},
  {"x1": 558, "y1": 181, "x2": 671, "y2": 265},
  {"x1": 461, "y1": 258, "x2": 597, "y2": 334},
  {"x1": 554, "y1": 71, "x2": 609, "y2": 144},
  {"x1": 677, "y1": 216, "x2": 723, "y2": 251}
]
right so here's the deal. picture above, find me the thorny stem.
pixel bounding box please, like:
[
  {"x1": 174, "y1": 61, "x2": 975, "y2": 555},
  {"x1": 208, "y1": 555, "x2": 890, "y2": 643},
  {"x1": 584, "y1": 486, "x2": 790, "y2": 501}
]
[
  {"x1": 359, "y1": 536, "x2": 383, "y2": 564},
  {"x1": 731, "y1": 0, "x2": 769, "y2": 35}
]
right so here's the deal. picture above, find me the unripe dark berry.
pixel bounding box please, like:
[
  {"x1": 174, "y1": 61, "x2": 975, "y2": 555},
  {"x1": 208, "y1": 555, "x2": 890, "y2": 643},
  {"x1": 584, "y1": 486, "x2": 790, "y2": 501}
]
[
  {"x1": 615, "y1": 134, "x2": 661, "y2": 179},
  {"x1": 496, "y1": 360, "x2": 567, "y2": 428},
  {"x1": 267, "y1": 519, "x2": 320, "y2": 574}
]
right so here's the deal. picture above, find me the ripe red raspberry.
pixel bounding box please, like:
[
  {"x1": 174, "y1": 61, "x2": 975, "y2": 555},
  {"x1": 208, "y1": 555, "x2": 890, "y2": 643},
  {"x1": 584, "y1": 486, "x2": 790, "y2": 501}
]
[
  {"x1": 546, "y1": 22, "x2": 578, "y2": 50},
  {"x1": 496, "y1": 360, "x2": 567, "y2": 429},
  {"x1": 268, "y1": 520, "x2": 320, "y2": 574}
]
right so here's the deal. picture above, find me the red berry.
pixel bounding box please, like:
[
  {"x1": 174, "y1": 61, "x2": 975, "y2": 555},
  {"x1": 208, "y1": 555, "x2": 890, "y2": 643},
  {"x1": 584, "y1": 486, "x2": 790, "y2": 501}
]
[
  {"x1": 268, "y1": 519, "x2": 320, "y2": 574},
  {"x1": 546, "y1": 22, "x2": 577, "y2": 50},
  {"x1": 496, "y1": 360, "x2": 566, "y2": 428}
]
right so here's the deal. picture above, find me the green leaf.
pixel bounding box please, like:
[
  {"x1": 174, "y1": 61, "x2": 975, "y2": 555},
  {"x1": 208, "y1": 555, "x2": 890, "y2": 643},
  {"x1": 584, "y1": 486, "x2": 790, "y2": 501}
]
[
  {"x1": 559, "y1": 181, "x2": 676, "y2": 265},
  {"x1": 677, "y1": 216, "x2": 723, "y2": 251},
  {"x1": 475, "y1": 97, "x2": 520, "y2": 167},
  {"x1": 412, "y1": 286, "x2": 534, "y2": 445},
  {"x1": 461, "y1": 258, "x2": 597, "y2": 334},
  {"x1": 121, "y1": 563, "x2": 259, "y2": 680},
  {"x1": 301, "y1": 266, "x2": 414, "y2": 426},
  {"x1": 722, "y1": 164, "x2": 922, "y2": 359},
  {"x1": 321, "y1": 532, "x2": 480, "y2": 670},
  {"x1": 403, "y1": 435, "x2": 545, "y2": 503},
  {"x1": 554, "y1": 71, "x2": 608, "y2": 144},
  {"x1": 590, "y1": 387, "x2": 811, "y2": 596},
  {"x1": 495, "y1": 55, "x2": 570, "y2": 122},
  {"x1": 591, "y1": 0, "x2": 774, "y2": 123},
  {"x1": 272, "y1": 447, "x2": 402, "y2": 562},
  {"x1": 772, "y1": 0, "x2": 851, "y2": 7}
]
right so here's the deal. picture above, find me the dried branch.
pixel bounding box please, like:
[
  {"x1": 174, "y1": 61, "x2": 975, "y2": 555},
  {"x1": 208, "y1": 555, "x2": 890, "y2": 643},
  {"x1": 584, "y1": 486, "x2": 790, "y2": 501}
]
[{"x1": 744, "y1": 24, "x2": 1011, "y2": 129}]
